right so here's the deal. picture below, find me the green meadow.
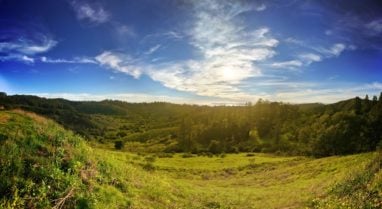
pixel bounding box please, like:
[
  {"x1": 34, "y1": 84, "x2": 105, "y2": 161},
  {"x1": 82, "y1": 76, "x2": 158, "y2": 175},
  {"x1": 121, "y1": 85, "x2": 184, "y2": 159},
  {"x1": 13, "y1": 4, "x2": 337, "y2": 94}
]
[
  {"x1": 1, "y1": 109, "x2": 381, "y2": 208},
  {"x1": 93, "y1": 148, "x2": 375, "y2": 208}
]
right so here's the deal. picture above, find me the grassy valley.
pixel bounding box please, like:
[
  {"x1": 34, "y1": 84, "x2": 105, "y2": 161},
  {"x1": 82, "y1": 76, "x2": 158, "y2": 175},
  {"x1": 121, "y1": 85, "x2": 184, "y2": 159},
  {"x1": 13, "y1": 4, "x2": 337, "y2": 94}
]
[{"x1": 1, "y1": 93, "x2": 382, "y2": 208}]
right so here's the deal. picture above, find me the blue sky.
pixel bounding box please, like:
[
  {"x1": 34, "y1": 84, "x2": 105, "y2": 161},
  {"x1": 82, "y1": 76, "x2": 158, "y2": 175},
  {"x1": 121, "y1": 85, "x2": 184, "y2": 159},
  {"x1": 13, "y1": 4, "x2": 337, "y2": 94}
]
[{"x1": 1, "y1": 0, "x2": 382, "y2": 104}]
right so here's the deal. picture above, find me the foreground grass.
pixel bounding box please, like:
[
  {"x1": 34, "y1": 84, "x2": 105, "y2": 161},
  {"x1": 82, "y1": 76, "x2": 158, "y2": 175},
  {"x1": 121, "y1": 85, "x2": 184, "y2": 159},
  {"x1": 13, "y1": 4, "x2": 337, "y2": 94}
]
[
  {"x1": 0, "y1": 110, "x2": 380, "y2": 208},
  {"x1": 89, "y1": 148, "x2": 375, "y2": 208}
]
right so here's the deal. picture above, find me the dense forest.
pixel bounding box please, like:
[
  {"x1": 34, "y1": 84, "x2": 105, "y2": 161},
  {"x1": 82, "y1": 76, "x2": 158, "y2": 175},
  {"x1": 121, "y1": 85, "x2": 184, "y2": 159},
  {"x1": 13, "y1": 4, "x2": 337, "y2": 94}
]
[{"x1": 1, "y1": 92, "x2": 382, "y2": 157}]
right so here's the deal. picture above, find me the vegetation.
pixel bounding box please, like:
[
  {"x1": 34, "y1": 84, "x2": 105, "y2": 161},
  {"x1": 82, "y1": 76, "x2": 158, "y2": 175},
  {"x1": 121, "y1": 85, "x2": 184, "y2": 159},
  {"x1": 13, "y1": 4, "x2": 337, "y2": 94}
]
[
  {"x1": 1, "y1": 93, "x2": 382, "y2": 156},
  {"x1": 1, "y1": 93, "x2": 382, "y2": 208},
  {"x1": 0, "y1": 110, "x2": 95, "y2": 208}
]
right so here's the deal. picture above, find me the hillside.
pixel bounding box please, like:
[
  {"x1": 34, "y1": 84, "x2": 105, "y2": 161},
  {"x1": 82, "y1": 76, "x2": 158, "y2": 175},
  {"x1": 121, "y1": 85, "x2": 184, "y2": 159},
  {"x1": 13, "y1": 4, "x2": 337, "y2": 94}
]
[
  {"x1": 1, "y1": 93, "x2": 382, "y2": 157},
  {"x1": 1, "y1": 109, "x2": 382, "y2": 208}
]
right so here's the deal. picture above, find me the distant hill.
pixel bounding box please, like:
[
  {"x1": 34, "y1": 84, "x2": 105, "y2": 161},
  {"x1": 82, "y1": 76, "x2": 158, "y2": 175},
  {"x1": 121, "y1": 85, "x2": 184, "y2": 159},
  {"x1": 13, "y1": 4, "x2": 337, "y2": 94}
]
[{"x1": 1, "y1": 92, "x2": 382, "y2": 156}]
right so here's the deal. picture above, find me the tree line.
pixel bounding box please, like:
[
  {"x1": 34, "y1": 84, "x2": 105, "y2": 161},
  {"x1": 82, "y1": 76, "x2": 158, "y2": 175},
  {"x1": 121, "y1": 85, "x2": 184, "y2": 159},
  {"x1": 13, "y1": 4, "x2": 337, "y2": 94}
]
[{"x1": 1, "y1": 92, "x2": 382, "y2": 157}]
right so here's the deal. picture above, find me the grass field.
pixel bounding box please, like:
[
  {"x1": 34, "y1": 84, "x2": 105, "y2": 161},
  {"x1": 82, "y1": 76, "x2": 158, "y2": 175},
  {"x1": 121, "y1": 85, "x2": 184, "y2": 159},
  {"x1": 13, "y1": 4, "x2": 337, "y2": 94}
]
[
  {"x1": 93, "y1": 148, "x2": 375, "y2": 208},
  {"x1": 1, "y1": 110, "x2": 379, "y2": 209}
]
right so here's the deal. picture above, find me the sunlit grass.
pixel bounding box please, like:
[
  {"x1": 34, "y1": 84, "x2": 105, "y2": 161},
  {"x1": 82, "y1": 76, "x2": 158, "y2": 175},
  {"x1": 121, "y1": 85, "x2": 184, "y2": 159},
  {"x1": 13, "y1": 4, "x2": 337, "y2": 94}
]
[
  {"x1": 0, "y1": 110, "x2": 378, "y2": 209},
  {"x1": 93, "y1": 147, "x2": 374, "y2": 208}
]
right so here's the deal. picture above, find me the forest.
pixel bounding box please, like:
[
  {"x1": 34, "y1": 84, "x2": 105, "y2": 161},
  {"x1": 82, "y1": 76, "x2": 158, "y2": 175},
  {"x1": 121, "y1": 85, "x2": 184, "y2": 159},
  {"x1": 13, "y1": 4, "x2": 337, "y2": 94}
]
[{"x1": 1, "y1": 92, "x2": 382, "y2": 157}]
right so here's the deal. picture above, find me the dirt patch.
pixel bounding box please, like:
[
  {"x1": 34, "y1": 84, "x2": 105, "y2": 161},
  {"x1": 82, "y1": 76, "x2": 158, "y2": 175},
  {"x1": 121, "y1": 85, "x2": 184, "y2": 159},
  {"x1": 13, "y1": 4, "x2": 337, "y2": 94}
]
[
  {"x1": 13, "y1": 109, "x2": 48, "y2": 124},
  {"x1": 0, "y1": 114, "x2": 10, "y2": 124}
]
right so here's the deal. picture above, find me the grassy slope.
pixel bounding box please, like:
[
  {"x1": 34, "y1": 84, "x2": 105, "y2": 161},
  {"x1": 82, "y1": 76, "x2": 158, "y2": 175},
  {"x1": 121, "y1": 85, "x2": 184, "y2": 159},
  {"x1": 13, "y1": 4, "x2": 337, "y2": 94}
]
[
  {"x1": 0, "y1": 110, "x2": 380, "y2": 208},
  {"x1": 92, "y1": 149, "x2": 375, "y2": 208}
]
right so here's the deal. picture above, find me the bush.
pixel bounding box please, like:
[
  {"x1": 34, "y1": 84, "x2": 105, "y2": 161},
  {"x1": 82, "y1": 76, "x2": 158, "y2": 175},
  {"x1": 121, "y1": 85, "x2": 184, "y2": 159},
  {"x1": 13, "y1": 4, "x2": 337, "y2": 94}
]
[
  {"x1": 181, "y1": 153, "x2": 195, "y2": 158},
  {"x1": 143, "y1": 162, "x2": 155, "y2": 171},
  {"x1": 144, "y1": 155, "x2": 156, "y2": 163},
  {"x1": 246, "y1": 153, "x2": 255, "y2": 157},
  {"x1": 156, "y1": 152, "x2": 174, "y2": 158},
  {"x1": 114, "y1": 140, "x2": 124, "y2": 150}
]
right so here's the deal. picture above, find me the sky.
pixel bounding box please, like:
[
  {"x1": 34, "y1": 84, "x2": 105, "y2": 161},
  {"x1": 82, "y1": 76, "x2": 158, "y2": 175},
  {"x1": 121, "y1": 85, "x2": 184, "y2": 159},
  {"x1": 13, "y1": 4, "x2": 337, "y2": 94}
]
[{"x1": 1, "y1": 0, "x2": 382, "y2": 104}]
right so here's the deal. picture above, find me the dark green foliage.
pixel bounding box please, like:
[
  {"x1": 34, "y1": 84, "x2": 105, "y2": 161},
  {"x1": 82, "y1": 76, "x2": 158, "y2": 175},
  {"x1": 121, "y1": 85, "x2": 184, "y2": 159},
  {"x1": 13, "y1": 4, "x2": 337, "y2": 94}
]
[
  {"x1": 181, "y1": 153, "x2": 195, "y2": 158},
  {"x1": 114, "y1": 140, "x2": 124, "y2": 150},
  {"x1": 1, "y1": 93, "x2": 382, "y2": 157}
]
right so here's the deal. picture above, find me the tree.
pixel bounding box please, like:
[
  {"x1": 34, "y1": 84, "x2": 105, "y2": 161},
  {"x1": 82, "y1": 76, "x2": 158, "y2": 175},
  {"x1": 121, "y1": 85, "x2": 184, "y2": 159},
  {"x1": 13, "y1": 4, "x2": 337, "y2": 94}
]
[
  {"x1": 114, "y1": 140, "x2": 124, "y2": 150},
  {"x1": 354, "y1": 97, "x2": 362, "y2": 114},
  {"x1": 373, "y1": 95, "x2": 378, "y2": 103},
  {"x1": 208, "y1": 140, "x2": 222, "y2": 154},
  {"x1": 379, "y1": 92, "x2": 382, "y2": 102}
]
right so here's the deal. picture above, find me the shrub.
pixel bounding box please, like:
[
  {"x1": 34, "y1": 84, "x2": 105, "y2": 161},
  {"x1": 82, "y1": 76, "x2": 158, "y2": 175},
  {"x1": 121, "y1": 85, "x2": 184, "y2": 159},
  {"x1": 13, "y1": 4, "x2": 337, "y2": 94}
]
[
  {"x1": 144, "y1": 155, "x2": 156, "y2": 163},
  {"x1": 156, "y1": 152, "x2": 174, "y2": 158},
  {"x1": 246, "y1": 153, "x2": 255, "y2": 157},
  {"x1": 114, "y1": 140, "x2": 124, "y2": 150},
  {"x1": 181, "y1": 153, "x2": 195, "y2": 158}
]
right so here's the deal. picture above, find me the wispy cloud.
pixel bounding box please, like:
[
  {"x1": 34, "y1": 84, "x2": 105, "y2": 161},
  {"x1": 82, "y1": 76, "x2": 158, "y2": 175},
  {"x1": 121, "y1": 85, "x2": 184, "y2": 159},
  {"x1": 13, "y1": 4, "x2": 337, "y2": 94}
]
[
  {"x1": 0, "y1": 25, "x2": 57, "y2": 63},
  {"x1": 144, "y1": 44, "x2": 161, "y2": 55},
  {"x1": 298, "y1": 53, "x2": 322, "y2": 64},
  {"x1": 94, "y1": 1, "x2": 278, "y2": 101},
  {"x1": 21, "y1": 55, "x2": 34, "y2": 63},
  {"x1": 95, "y1": 51, "x2": 142, "y2": 79},
  {"x1": 146, "y1": 1, "x2": 278, "y2": 100},
  {"x1": 70, "y1": 0, "x2": 110, "y2": 24},
  {"x1": 0, "y1": 35, "x2": 56, "y2": 56},
  {"x1": 40, "y1": 56, "x2": 96, "y2": 64},
  {"x1": 325, "y1": 43, "x2": 346, "y2": 56},
  {"x1": 255, "y1": 4, "x2": 267, "y2": 12},
  {"x1": 270, "y1": 60, "x2": 303, "y2": 70},
  {"x1": 270, "y1": 42, "x2": 345, "y2": 70},
  {"x1": 366, "y1": 18, "x2": 382, "y2": 35}
]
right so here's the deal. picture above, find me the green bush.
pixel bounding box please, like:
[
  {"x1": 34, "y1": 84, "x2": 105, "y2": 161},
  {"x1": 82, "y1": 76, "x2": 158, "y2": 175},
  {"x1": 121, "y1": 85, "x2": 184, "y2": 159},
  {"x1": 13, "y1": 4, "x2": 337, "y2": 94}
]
[
  {"x1": 114, "y1": 140, "x2": 124, "y2": 150},
  {"x1": 181, "y1": 153, "x2": 195, "y2": 158}
]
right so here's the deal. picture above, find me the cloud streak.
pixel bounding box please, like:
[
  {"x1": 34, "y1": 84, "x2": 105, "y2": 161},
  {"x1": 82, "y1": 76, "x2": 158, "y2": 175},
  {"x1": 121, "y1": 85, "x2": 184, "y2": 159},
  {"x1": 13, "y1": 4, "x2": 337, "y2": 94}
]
[
  {"x1": 95, "y1": 51, "x2": 142, "y2": 79},
  {"x1": 40, "y1": 56, "x2": 96, "y2": 64},
  {"x1": 0, "y1": 23, "x2": 57, "y2": 63}
]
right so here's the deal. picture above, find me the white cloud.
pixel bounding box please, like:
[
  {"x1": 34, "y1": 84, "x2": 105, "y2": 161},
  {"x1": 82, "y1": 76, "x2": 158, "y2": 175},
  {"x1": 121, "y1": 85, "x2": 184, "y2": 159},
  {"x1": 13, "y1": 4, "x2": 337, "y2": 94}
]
[
  {"x1": 255, "y1": 4, "x2": 267, "y2": 12},
  {"x1": 70, "y1": 0, "x2": 110, "y2": 24},
  {"x1": 314, "y1": 43, "x2": 347, "y2": 57},
  {"x1": 271, "y1": 42, "x2": 346, "y2": 70},
  {"x1": 94, "y1": 1, "x2": 278, "y2": 101},
  {"x1": 328, "y1": 43, "x2": 346, "y2": 56},
  {"x1": 146, "y1": 1, "x2": 278, "y2": 100},
  {"x1": 144, "y1": 44, "x2": 161, "y2": 55},
  {"x1": 299, "y1": 53, "x2": 322, "y2": 64},
  {"x1": 270, "y1": 60, "x2": 303, "y2": 70},
  {"x1": 95, "y1": 51, "x2": 142, "y2": 79},
  {"x1": 0, "y1": 36, "x2": 57, "y2": 56},
  {"x1": 21, "y1": 55, "x2": 34, "y2": 63},
  {"x1": 270, "y1": 53, "x2": 321, "y2": 70},
  {"x1": 40, "y1": 56, "x2": 96, "y2": 64}
]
